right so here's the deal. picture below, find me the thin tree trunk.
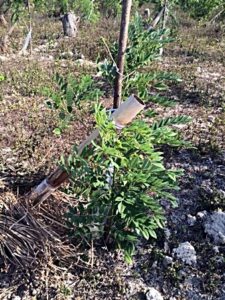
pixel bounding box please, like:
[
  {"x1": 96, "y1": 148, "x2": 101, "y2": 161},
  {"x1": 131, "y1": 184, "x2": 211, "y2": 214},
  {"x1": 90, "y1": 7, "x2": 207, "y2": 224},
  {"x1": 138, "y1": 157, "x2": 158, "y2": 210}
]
[
  {"x1": 159, "y1": 0, "x2": 169, "y2": 56},
  {"x1": 113, "y1": 0, "x2": 132, "y2": 109},
  {"x1": 0, "y1": 13, "x2": 7, "y2": 26},
  {"x1": 29, "y1": 95, "x2": 145, "y2": 205},
  {"x1": 2, "y1": 21, "x2": 17, "y2": 52}
]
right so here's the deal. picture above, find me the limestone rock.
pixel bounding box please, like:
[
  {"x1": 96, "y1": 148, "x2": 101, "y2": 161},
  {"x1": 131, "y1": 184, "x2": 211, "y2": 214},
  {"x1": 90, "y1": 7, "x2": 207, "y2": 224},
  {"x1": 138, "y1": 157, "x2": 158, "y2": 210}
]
[
  {"x1": 204, "y1": 210, "x2": 225, "y2": 244},
  {"x1": 187, "y1": 214, "x2": 196, "y2": 226},
  {"x1": 146, "y1": 288, "x2": 163, "y2": 300},
  {"x1": 172, "y1": 242, "x2": 197, "y2": 265}
]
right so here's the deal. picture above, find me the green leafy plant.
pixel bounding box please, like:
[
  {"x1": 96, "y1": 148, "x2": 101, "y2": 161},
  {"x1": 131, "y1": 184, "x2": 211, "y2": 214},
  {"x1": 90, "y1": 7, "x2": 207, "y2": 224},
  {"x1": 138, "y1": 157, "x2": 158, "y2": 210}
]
[
  {"x1": 44, "y1": 73, "x2": 102, "y2": 134},
  {"x1": 179, "y1": 0, "x2": 225, "y2": 20},
  {"x1": 98, "y1": 0, "x2": 122, "y2": 18},
  {"x1": 73, "y1": 0, "x2": 100, "y2": 23},
  {"x1": 99, "y1": 13, "x2": 180, "y2": 106},
  {"x1": 63, "y1": 105, "x2": 190, "y2": 263}
]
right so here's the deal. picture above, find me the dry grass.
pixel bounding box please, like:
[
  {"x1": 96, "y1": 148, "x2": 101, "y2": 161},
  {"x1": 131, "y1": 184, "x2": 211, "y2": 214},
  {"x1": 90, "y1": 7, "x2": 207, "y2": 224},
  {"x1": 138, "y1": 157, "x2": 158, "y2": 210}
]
[{"x1": 0, "y1": 190, "x2": 84, "y2": 269}]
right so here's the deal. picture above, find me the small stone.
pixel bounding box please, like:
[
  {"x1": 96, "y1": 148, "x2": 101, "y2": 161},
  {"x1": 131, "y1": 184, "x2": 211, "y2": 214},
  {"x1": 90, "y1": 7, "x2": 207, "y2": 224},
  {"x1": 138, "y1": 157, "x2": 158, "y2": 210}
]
[
  {"x1": 0, "y1": 55, "x2": 9, "y2": 62},
  {"x1": 32, "y1": 280, "x2": 40, "y2": 288},
  {"x1": 204, "y1": 210, "x2": 225, "y2": 244},
  {"x1": 187, "y1": 214, "x2": 196, "y2": 226},
  {"x1": 196, "y1": 210, "x2": 208, "y2": 220},
  {"x1": 31, "y1": 289, "x2": 37, "y2": 296},
  {"x1": 164, "y1": 228, "x2": 171, "y2": 240},
  {"x1": 207, "y1": 115, "x2": 215, "y2": 122},
  {"x1": 213, "y1": 246, "x2": 220, "y2": 254},
  {"x1": 177, "y1": 269, "x2": 187, "y2": 279},
  {"x1": 162, "y1": 256, "x2": 173, "y2": 267},
  {"x1": 11, "y1": 296, "x2": 21, "y2": 300},
  {"x1": 172, "y1": 242, "x2": 197, "y2": 265},
  {"x1": 146, "y1": 288, "x2": 163, "y2": 300},
  {"x1": 152, "y1": 261, "x2": 158, "y2": 268},
  {"x1": 60, "y1": 51, "x2": 74, "y2": 58}
]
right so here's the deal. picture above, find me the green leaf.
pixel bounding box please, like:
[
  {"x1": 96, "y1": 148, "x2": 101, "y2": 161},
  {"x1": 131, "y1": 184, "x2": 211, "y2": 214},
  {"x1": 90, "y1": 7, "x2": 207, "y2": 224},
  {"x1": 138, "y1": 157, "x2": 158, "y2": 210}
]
[
  {"x1": 154, "y1": 82, "x2": 168, "y2": 91},
  {"x1": 117, "y1": 202, "x2": 125, "y2": 215},
  {"x1": 152, "y1": 116, "x2": 192, "y2": 130},
  {"x1": 124, "y1": 252, "x2": 133, "y2": 264},
  {"x1": 142, "y1": 229, "x2": 149, "y2": 240},
  {"x1": 149, "y1": 229, "x2": 157, "y2": 239},
  {"x1": 53, "y1": 128, "x2": 61, "y2": 135}
]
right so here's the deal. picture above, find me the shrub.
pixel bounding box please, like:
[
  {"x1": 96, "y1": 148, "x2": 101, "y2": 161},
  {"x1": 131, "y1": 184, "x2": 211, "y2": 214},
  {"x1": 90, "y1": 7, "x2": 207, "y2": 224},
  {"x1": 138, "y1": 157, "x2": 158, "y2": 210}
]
[
  {"x1": 63, "y1": 105, "x2": 190, "y2": 263},
  {"x1": 44, "y1": 73, "x2": 102, "y2": 134}
]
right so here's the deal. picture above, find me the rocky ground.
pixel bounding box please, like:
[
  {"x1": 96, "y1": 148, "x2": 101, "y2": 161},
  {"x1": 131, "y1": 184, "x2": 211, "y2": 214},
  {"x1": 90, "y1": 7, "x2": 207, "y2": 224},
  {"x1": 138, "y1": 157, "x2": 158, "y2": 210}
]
[{"x1": 0, "y1": 13, "x2": 225, "y2": 300}]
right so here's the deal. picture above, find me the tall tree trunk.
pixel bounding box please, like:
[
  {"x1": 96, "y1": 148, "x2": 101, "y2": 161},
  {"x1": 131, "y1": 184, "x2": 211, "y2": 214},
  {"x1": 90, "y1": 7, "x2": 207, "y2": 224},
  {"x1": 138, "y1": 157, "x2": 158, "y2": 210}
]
[{"x1": 113, "y1": 0, "x2": 132, "y2": 109}]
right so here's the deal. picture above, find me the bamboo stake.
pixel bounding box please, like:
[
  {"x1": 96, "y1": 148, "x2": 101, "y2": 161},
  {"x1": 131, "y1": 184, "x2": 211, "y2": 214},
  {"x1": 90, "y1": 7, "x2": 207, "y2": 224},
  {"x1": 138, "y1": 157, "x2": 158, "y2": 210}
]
[
  {"x1": 113, "y1": 0, "x2": 132, "y2": 109},
  {"x1": 29, "y1": 95, "x2": 145, "y2": 205},
  {"x1": 19, "y1": 28, "x2": 32, "y2": 55},
  {"x1": 19, "y1": 0, "x2": 33, "y2": 55},
  {"x1": 148, "y1": 6, "x2": 165, "y2": 31},
  {"x1": 159, "y1": 0, "x2": 169, "y2": 56}
]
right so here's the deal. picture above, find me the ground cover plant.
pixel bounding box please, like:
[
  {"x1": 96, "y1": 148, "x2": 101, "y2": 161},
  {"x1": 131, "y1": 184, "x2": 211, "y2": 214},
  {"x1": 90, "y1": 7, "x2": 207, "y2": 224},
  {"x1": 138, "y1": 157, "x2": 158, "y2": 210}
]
[{"x1": 0, "y1": 0, "x2": 224, "y2": 299}]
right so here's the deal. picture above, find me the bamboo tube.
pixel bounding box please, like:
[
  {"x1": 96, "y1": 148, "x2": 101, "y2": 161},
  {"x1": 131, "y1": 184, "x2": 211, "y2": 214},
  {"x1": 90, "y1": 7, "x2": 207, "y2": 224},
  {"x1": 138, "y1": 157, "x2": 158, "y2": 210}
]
[
  {"x1": 30, "y1": 95, "x2": 145, "y2": 204},
  {"x1": 112, "y1": 94, "x2": 144, "y2": 128}
]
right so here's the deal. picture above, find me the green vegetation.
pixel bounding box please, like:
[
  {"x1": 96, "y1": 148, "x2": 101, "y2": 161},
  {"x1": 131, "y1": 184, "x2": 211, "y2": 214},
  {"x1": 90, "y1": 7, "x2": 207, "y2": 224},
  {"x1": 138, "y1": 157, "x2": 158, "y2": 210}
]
[
  {"x1": 63, "y1": 106, "x2": 190, "y2": 263},
  {"x1": 44, "y1": 73, "x2": 102, "y2": 134},
  {"x1": 50, "y1": 13, "x2": 191, "y2": 263},
  {"x1": 100, "y1": 14, "x2": 180, "y2": 103}
]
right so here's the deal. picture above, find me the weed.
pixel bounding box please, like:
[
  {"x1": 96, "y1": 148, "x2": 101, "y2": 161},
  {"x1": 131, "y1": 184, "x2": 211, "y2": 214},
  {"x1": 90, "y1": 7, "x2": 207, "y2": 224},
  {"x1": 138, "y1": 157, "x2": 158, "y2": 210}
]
[{"x1": 6, "y1": 63, "x2": 51, "y2": 97}]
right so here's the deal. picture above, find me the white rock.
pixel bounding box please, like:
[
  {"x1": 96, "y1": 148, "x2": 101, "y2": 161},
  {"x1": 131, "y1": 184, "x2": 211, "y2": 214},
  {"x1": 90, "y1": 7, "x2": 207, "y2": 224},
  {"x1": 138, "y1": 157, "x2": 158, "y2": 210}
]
[
  {"x1": 0, "y1": 55, "x2": 8, "y2": 62},
  {"x1": 204, "y1": 210, "x2": 225, "y2": 244},
  {"x1": 213, "y1": 246, "x2": 220, "y2": 254},
  {"x1": 146, "y1": 288, "x2": 163, "y2": 300},
  {"x1": 172, "y1": 242, "x2": 197, "y2": 265},
  {"x1": 126, "y1": 278, "x2": 148, "y2": 297},
  {"x1": 163, "y1": 256, "x2": 173, "y2": 267},
  {"x1": 11, "y1": 296, "x2": 21, "y2": 300},
  {"x1": 187, "y1": 214, "x2": 196, "y2": 226},
  {"x1": 196, "y1": 210, "x2": 208, "y2": 220},
  {"x1": 61, "y1": 51, "x2": 74, "y2": 58},
  {"x1": 75, "y1": 58, "x2": 97, "y2": 67}
]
